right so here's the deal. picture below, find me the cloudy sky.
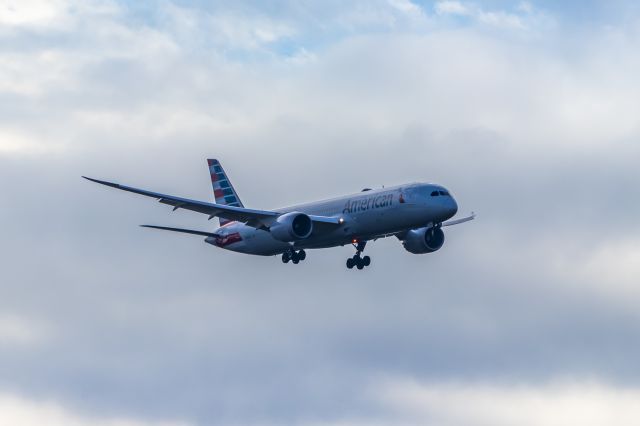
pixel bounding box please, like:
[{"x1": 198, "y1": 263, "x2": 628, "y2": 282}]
[{"x1": 1, "y1": 0, "x2": 640, "y2": 425}]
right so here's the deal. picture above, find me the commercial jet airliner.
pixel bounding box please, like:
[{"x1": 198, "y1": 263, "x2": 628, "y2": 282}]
[{"x1": 84, "y1": 159, "x2": 474, "y2": 270}]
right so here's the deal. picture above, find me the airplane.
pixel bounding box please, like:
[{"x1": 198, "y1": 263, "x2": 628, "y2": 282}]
[{"x1": 84, "y1": 159, "x2": 474, "y2": 270}]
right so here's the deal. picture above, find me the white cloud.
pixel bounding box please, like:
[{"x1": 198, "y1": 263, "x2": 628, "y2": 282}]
[
  {"x1": 0, "y1": 0, "x2": 69, "y2": 27},
  {"x1": 0, "y1": 0, "x2": 119, "y2": 31},
  {"x1": 388, "y1": 0, "x2": 424, "y2": 17},
  {"x1": 0, "y1": 315, "x2": 48, "y2": 345},
  {"x1": 0, "y1": 51, "x2": 76, "y2": 97},
  {"x1": 518, "y1": 1, "x2": 534, "y2": 14},
  {"x1": 434, "y1": 0, "x2": 552, "y2": 30},
  {"x1": 435, "y1": 1, "x2": 471, "y2": 16},
  {"x1": 159, "y1": 2, "x2": 295, "y2": 51},
  {"x1": 286, "y1": 47, "x2": 318, "y2": 65},
  {"x1": 0, "y1": 393, "x2": 190, "y2": 426},
  {"x1": 550, "y1": 239, "x2": 640, "y2": 308},
  {"x1": 477, "y1": 10, "x2": 525, "y2": 29},
  {"x1": 370, "y1": 379, "x2": 640, "y2": 426},
  {"x1": 300, "y1": 379, "x2": 640, "y2": 426},
  {"x1": 209, "y1": 13, "x2": 295, "y2": 49}
]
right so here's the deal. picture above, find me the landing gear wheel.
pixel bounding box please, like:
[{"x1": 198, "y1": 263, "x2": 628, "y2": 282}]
[
  {"x1": 347, "y1": 240, "x2": 370, "y2": 270},
  {"x1": 283, "y1": 249, "x2": 306, "y2": 265}
]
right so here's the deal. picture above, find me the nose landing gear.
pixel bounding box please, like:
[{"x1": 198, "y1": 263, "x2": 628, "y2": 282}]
[
  {"x1": 346, "y1": 241, "x2": 371, "y2": 270},
  {"x1": 282, "y1": 249, "x2": 306, "y2": 265}
]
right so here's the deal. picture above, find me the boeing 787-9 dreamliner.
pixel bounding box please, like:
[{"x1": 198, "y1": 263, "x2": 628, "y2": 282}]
[{"x1": 84, "y1": 159, "x2": 474, "y2": 270}]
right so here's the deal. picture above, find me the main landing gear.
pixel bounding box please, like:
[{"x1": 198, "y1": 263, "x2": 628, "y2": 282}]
[
  {"x1": 282, "y1": 249, "x2": 306, "y2": 264},
  {"x1": 346, "y1": 241, "x2": 371, "y2": 270}
]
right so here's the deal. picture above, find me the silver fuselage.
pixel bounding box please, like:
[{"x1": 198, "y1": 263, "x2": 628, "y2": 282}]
[{"x1": 205, "y1": 183, "x2": 458, "y2": 256}]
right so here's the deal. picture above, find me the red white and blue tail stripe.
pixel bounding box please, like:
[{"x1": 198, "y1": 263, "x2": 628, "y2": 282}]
[{"x1": 207, "y1": 159, "x2": 244, "y2": 226}]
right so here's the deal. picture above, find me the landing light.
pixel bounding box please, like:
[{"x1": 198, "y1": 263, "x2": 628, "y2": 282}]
[
  {"x1": 352, "y1": 238, "x2": 358, "y2": 244},
  {"x1": 339, "y1": 217, "x2": 345, "y2": 224}
]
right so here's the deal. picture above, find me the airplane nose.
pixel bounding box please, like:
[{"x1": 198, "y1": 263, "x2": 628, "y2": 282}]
[{"x1": 447, "y1": 198, "x2": 458, "y2": 218}]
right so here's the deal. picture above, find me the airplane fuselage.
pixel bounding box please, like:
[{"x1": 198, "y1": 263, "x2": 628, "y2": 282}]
[
  {"x1": 206, "y1": 182, "x2": 458, "y2": 256},
  {"x1": 85, "y1": 158, "x2": 474, "y2": 269}
]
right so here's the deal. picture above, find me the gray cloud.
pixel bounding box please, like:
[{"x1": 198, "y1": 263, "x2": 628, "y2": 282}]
[{"x1": 1, "y1": 1, "x2": 640, "y2": 425}]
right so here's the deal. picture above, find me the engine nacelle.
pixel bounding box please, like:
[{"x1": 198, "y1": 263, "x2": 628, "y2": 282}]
[
  {"x1": 270, "y1": 212, "x2": 314, "y2": 242},
  {"x1": 402, "y1": 226, "x2": 445, "y2": 254}
]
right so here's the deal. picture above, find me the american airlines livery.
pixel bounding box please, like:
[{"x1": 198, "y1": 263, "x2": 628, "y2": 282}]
[{"x1": 84, "y1": 159, "x2": 474, "y2": 270}]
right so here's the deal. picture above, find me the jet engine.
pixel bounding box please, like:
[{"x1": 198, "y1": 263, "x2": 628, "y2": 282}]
[
  {"x1": 270, "y1": 212, "x2": 313, "y2": 242},
  {"x1": 402, "y1": 226, "x2": 445, "y2": 254}
]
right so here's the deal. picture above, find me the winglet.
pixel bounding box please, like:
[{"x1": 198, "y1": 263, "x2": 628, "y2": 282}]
[{"x1": 82, "y1": 176, "x2": 122, "y2": 189}]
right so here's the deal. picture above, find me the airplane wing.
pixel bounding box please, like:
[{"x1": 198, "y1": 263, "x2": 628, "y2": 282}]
[
  {"x1": 84, "y1": 176, "x2": 280, "y2": 226},
  {"x1": 442, "y1": 212, "x2": 476, "y2": 227},
  {"x1": 140, "y1": 225, "x2": 220, "y2": 238},
  {"x1": 83, "y1": 177, "x2": 342, "y2": 229}
]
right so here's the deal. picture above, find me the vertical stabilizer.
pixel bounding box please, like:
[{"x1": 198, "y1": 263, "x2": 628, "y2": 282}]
[{"x1": 207, "y1": 159, "x2": 244, "y2": 226}]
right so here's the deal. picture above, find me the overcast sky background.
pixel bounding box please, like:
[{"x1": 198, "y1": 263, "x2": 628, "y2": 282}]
[{"x1": 1, "y1": 1, "x2": 640, "y2": 425}]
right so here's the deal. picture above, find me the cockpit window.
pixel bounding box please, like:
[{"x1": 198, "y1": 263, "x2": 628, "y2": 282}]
[
  {"x1": 439, "y1": 190, "x2": 450, "y2": 196},
  {"x1": 430, "y1": 191, "x2": 439, "y2": 197}
]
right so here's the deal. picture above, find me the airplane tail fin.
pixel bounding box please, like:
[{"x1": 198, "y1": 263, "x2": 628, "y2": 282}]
[{"x1": 207, "y1": 159, "x2": 244, "y2": 226}]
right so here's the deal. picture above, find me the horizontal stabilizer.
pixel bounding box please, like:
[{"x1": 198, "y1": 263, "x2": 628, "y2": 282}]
[
  {"x1": 442, "y1": 212, "x2": 476, "y2": 227},
  {"x1": 140, "y1": 225, "x2": 220, "y2": 238}
]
